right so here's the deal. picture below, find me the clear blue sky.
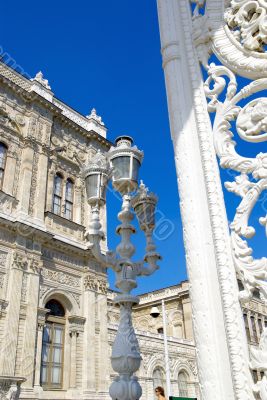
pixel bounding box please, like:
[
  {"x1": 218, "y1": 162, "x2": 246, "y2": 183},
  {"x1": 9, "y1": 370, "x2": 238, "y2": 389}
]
[{"x1": 1, "y1": 1, "x2": 264, "y2": 294}]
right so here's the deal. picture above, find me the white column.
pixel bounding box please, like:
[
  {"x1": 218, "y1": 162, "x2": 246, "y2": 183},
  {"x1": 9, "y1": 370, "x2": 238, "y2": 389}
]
[
  {"x1": 161, "y1": 300, "x2": 171, "y2": 399},
  {"x1": 69, "y1": 330, "x2": 78, "y2": 388},
  {"x1": 157, "y1": 0, "x2": 253, "y2": 399}
]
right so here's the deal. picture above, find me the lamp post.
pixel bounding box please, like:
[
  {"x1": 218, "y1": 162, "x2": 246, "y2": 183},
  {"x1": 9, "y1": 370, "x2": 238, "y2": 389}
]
[
  {"x1": 83, "y1": 136, "x2": 161, "y2": 400},
  {"x1": 150, "y1": 300, "x2": 171, "y2": 399}
]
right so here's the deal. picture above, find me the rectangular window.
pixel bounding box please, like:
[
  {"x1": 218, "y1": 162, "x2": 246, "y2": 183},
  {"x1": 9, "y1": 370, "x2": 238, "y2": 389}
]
[
  {"x1": 53, "y1": 195, "x2": 61, "y2": 215},
  {"x1": 65, "y1": 200, "x2": 73, "y2": 220},
  {"x1": 41, "y1": 323, "x2": 64, "y2": 389}
]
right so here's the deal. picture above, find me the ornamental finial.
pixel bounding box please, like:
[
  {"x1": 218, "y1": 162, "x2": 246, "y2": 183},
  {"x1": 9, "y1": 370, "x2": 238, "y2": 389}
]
[
  {"x1": 86, "y1": 108, "x2": 104, "y2": 126},
  {"x1": 31, "y1": 71, "x2": 51, "y2": 90}
]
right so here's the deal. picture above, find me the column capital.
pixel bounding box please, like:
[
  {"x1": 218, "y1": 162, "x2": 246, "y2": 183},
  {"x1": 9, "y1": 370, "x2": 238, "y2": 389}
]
[
  {"x1": 37, "y1": 307, "x2": 50, "y2": 329},
  {"x1": 68, "y1": 315, "x2": 86, "y2": 334}
]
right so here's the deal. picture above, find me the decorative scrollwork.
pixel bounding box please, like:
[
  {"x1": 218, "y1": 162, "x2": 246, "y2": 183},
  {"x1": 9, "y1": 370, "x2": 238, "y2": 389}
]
[
  {"x1": 204, "y1": 62, "x2": 267, "y2": 303},
  {"x1": 250, "y1": 328, "x2": 267, "y2": 399},
  {"x1": 225, "y1": 0, "x2": 267, "y2": 52}
]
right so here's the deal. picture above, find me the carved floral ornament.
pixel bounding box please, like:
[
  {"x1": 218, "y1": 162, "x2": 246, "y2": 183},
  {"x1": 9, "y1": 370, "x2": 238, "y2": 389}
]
[
  {"x1": 191, "y1": 0, "x2": 267, "y2": 78},
  {"x1": 225, "y1": 0, "x2": 267, "y2": 52}
]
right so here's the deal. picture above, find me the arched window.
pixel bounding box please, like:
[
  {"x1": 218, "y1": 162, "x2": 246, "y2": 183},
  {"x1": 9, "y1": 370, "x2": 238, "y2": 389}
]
[
  {"x1": 65, "y1": 178, "x2": 74, "y2": 220},
  {"x1": 153, "y1": 367, "x2": 165, "y2": 391},
  {"x1": 41, "y1": 300, "x2": 65, "y2": 389},
  {"x1": 178, "y1": 371, "x2": 189, "y2": 397},
  {"x1": 0, "y1": 142, "x2": 7, "y2": 189},
  {"x1": 53, "y1": 174, "x2": 63, "y2": 215}
]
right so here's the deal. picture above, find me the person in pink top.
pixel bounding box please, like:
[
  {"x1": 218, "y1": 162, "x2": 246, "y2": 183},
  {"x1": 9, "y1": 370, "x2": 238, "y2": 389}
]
[{"x1": 155, "y1": 386, "x2": 166, "y2": 400}]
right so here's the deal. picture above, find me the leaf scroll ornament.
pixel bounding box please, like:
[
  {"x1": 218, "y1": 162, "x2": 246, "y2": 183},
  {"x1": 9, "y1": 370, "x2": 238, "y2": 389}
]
[
  {"x1": 204, "y1": 63, "x2": 267, "y2": 303},
  {"x1": 225, "y1": 0, "x2": 267, "y2": 52}
]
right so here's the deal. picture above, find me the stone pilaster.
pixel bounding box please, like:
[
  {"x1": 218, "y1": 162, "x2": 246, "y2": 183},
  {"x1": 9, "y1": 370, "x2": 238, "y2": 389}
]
[
  {"x1": 96, "y1": 290, "x2": 109, "y2": 393},
  {"x1": 33, "y1": 151, "x2": 48, "y2": 223},
  {"x1": 20, "y1": 258, "x2": 42, "y2": 390},
  {"x1": 34, "y1": 308, "x2": 49, "y2": 390},
  {"x1": 2, "y1": 151, "x2": 17, "y2": 196},
  {"x1": 82, "y1": 271, "x2": 108, "y2": 396},
  {"x1": 16, "y1": 145, "x2": 35, "y2": 216},
  {"x1": 68, "y1": 315, "x2": 85, "y2": 389},
  {"x1": 82, "y1": 280, "x2": 97, "y2": 394},
  {"x1": 0, "y1": 252, "x2": 27, "y2": 376}
]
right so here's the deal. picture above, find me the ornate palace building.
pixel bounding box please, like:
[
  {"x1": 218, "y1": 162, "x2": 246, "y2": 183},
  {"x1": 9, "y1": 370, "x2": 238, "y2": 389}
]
[{"x1": 0, "y1": 61, "x2": 199, "y2": 400}]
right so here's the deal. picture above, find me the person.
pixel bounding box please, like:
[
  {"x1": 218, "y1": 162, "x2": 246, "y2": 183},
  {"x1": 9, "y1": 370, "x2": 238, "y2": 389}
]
[{"x1": 155, "y1": 386, "x2": 166, "y2": 399}]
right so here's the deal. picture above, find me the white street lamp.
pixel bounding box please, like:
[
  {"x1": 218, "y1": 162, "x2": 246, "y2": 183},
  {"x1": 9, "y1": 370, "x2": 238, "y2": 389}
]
[
  {"x1": 150, "y1": 300, "x2": 171, "y2": 399},
  {"x1": 83, "y1": 136, "x2": 161, "y2": 400}
]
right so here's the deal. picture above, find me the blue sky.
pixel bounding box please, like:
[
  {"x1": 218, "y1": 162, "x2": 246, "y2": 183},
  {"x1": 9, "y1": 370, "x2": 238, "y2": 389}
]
[{"x1": 1, "y1": 1, "x2": 265, "y2": 294}]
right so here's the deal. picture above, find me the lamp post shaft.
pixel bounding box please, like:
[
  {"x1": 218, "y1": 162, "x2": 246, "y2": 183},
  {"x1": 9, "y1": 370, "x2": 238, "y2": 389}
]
[{"x1": 162, "y1": 299, "x2": 171, "y2": 399}]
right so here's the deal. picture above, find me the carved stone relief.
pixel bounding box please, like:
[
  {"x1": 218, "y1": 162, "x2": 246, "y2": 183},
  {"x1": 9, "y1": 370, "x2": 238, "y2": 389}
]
[
  {"x1": 41, "y1": 268, "x2": 80, "y2": 288},
  {"x1": 83, "y1": 272, "x2": 108, "y2": 294}
]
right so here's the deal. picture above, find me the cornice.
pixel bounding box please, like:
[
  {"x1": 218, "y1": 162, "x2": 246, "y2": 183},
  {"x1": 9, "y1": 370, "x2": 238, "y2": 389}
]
[{"x1": 0, "y1": 61, "x2": 112, "y2": 148}]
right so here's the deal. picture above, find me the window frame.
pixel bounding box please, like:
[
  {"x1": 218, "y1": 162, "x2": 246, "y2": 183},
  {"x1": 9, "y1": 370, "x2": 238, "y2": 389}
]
[
  {"x1": 0, "y1": 142, "x2": 8, "y2": 190},
  {"x1": 41, "y1": 301, "x2": 66, "y2": 390},
  {"x1": 178, "y1": 370, "x2": 189, "y2": 398},
  {"x1": 52, "y1": 173, "x2": 63, "y2": 216},
  {"x1": 64, "y1": 178, "x2": 74, "y2": 220}
]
